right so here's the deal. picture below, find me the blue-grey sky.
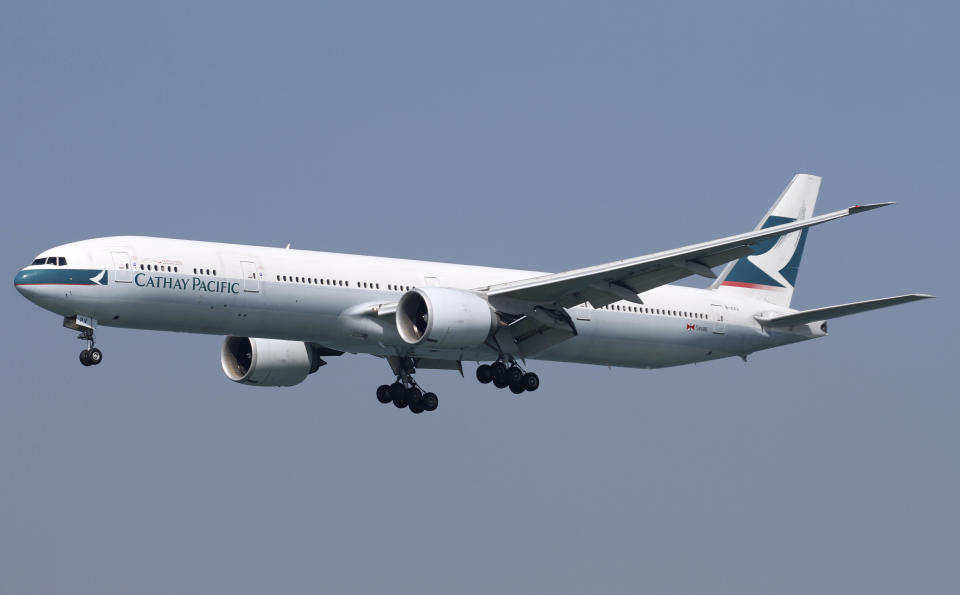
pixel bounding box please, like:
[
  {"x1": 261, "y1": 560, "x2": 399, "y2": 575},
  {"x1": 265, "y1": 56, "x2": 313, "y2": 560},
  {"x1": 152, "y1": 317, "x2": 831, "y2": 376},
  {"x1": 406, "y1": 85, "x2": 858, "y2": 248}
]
[{"x1": 1, "y1": 2, "x2": 956, "y2": 593}]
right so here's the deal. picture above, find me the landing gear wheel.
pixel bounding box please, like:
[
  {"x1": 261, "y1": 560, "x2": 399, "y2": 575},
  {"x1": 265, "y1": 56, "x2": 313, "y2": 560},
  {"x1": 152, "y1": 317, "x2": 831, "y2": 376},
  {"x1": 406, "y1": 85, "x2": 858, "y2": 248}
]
[
  {"x1": 521, "y1": 372, "x2": 539, "y2": 392},
  {"x1": 388, "y1": 382, "x2": 406, "y2": 401},
  {"x1": 88, "y1": 348, "x2": 102, "y2": 365},
  {"x1": 79, "y1": 349, "x2": 92, "y2": 366},
  {"x1": 409, "y1": 402, "x2": 424, "y2": 414},
  {"x1": 422, "y1": 392, "x2": 438, "y2": 412},
  {"x1": 507, "y1": 365, "x2": 523, "y2": 384},
  {"x1": 476, "y1": 364, "x2": 493, "y2": 384},
  {"x1": 509, "y1": 381, "x2": 525, "y2": 394},
  {"x1": 490, "y1": 362, "x2": 507, "y2": 382},
  {"x1": 492, "y1": 375, "x2": 509, "y2": 389},
  {"x1": 376, "y1": 385, "x2": 392, "y2": 404},
  {"x1": 405, "y1": 387, "x2": 423, "y2": 409}
]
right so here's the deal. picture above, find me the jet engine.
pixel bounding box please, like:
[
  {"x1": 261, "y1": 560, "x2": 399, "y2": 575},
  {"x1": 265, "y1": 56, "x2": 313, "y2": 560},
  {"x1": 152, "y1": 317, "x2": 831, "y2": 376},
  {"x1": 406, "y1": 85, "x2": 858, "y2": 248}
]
[
  {"x1": 396, "y1": 287, "x2": 498, "y2": 349},
  {"x1": 221, "y1": 336, "x2": 324, "y2": 387}
]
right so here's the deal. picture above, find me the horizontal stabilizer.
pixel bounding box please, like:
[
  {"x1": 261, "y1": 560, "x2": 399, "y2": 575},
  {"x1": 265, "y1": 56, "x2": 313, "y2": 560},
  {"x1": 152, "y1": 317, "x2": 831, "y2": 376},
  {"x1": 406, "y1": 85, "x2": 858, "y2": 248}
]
[{"x1": 757, "y1": 294, "x2": 934, "y2": 327}]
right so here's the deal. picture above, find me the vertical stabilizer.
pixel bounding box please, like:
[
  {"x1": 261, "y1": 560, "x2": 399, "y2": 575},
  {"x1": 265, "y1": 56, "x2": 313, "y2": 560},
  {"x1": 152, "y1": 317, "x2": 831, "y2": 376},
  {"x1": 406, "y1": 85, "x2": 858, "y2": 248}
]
[{"x1": 711, "y1": 174, "x2": 821, "y2": 307}]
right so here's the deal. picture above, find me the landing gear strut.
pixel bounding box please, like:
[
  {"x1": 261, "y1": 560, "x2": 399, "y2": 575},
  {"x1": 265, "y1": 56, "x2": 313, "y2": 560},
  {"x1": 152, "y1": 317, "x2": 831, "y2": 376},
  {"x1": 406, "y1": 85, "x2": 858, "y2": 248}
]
[
  {"x1": 375, "y1": 358, "x2": 439, "y2": 415},
  {"x1": 476, "y1": 359, "x2": 539, "y2": 395},
  {"x1": 75, "y1": 322, "x2": 102, "y2": 367}
]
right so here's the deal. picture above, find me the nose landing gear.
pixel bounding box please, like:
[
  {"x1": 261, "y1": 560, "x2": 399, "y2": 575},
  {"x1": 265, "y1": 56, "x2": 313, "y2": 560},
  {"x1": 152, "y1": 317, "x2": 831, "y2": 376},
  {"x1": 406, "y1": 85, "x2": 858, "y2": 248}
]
[{"x1": 67, "y1": 315, "x2": 103, "y2": 367}]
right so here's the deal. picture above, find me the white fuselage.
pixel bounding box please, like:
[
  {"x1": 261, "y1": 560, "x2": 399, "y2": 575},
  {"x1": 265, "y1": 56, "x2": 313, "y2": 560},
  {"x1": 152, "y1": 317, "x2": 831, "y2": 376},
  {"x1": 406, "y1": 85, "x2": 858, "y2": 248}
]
[{"x1": 15, "y1": 236, "x2": 823, "y2": 369}]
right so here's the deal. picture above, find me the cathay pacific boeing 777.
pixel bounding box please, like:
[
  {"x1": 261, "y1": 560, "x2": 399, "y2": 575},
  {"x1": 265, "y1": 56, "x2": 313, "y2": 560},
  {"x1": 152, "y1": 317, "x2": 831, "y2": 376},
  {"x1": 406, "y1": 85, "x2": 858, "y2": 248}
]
[{"x1": 15, "y1": 175, "x2": 933, "y2": 414}]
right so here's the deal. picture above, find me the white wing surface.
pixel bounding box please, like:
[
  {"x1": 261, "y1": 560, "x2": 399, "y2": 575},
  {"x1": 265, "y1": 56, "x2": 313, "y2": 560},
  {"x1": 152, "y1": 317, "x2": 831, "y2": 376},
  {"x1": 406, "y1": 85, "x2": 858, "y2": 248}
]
[
  {"x1": 480, "y1": 203, "x2": 891, "y2": 310},
  {"x1": 376, "y1": 202, "x2": 894, "y2": 356}
]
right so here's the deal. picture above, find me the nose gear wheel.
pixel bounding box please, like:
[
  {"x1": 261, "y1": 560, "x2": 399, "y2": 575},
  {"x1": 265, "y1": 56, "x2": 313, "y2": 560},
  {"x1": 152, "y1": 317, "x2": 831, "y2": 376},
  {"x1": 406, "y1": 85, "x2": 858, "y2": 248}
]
[{"x1": 76, "y1": 324, "x2": 103, "y2": 367}]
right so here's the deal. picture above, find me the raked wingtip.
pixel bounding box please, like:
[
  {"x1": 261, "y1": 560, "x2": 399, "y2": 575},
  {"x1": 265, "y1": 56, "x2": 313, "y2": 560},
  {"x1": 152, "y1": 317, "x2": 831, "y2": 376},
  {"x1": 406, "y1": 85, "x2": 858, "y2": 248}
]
[{"x1": 848, "y1": 202, "x2": 895, "y2": 214}]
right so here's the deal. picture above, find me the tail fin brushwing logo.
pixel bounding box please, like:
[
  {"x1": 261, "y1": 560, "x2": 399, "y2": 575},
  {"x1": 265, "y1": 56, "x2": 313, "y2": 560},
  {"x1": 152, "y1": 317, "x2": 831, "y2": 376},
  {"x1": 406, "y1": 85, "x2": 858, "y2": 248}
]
[
  {"x1": 712, "y1": 174, "x2": 821, "y2": 308},
  {"x1": 721, "y1": 215, "x2": 808, "y2": 291},
  {"x1": 90, "y1": 270, "x2": 106, "y2": 285}
]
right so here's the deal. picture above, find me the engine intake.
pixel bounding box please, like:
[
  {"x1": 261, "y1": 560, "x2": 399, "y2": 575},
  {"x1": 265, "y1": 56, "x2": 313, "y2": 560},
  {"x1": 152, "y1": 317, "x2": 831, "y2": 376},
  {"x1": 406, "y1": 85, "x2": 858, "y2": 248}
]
[
  {"x1": 221, "y1": 337, "x2": 324, "y2": 387},
  {"x1": 397, "y1": 287, "x2": 497, "y2": 349}
]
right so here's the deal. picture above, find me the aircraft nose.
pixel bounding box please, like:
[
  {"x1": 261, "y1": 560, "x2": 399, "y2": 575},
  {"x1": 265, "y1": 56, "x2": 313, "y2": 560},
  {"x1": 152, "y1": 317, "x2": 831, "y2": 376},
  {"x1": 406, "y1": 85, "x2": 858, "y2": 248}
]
[
  {"x1": 14, "y1": 268, "x2": 41, "y2": 300},
  {"x1": 15, "y1": 269, "x2": 31, "y2": 296}
]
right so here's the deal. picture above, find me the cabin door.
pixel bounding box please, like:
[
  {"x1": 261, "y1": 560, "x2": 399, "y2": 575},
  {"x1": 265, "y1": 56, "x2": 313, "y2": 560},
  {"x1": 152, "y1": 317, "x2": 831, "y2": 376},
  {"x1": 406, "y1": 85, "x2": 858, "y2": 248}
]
[
  {"x1": 112, "y1": 251, "x2": 132, "y2": 283},
  {"x1": 241, "y1": 260, "x2": 259, "y2": 292},
  {"x1": 711, "y1": 304, "x2": 726, "y2": 334}
]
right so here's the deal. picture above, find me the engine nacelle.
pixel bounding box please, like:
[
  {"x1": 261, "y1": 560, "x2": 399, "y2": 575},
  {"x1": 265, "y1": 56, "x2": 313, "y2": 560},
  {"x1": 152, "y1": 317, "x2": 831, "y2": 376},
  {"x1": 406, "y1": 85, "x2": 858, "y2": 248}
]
[
  {"x1": 220, "y1": 336, "x2": 323, "y2": 387},
  {"x1": 396, "y1": 287, "x2": 498, "y2": 349}
]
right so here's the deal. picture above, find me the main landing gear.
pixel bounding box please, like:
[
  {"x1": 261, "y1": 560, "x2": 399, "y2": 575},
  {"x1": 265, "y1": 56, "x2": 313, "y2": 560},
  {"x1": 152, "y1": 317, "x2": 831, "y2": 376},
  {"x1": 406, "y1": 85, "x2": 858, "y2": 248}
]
[
  {"x1": 476, "y1": 360, "x2": 539, "y2": 394},
  {"x1": 375, "y1": 361, "x2": 439, "y2": 415}
]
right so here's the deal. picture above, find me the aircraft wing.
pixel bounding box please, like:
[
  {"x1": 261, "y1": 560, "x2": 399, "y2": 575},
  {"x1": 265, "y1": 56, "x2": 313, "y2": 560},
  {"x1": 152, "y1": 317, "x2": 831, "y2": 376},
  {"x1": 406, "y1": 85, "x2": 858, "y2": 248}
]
[
  {"x1": 376, "y1": 202, "x2": 895, "y2": 357},
  {"x1": 479, "y1": 203, "x2": 891, "y2": 310},
  {"x1": 755, "y1": 294, "x2": 934, "y2": 328}
]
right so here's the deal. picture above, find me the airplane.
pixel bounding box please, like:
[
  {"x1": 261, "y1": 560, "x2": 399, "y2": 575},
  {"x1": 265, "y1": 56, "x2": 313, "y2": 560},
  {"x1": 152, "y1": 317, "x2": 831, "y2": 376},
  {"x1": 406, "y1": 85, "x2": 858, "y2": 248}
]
[{"x1": 14, "y1": 174, "x2": 933, "y2": 414}]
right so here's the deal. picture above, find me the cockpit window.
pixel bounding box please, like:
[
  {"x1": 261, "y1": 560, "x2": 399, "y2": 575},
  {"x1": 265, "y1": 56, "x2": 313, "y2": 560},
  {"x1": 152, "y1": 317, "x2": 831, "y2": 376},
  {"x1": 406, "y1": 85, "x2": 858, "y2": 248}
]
[{"x1": 30, "y1": 256, "x2": 68, "y2": 266}]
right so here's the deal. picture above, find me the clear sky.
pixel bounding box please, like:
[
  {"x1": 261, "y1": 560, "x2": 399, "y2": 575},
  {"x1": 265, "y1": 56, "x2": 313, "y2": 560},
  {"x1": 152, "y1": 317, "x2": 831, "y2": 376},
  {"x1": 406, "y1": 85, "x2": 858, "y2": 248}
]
[{"x1": 1, "y1": 2, "x2": 956, "y2": 593}]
